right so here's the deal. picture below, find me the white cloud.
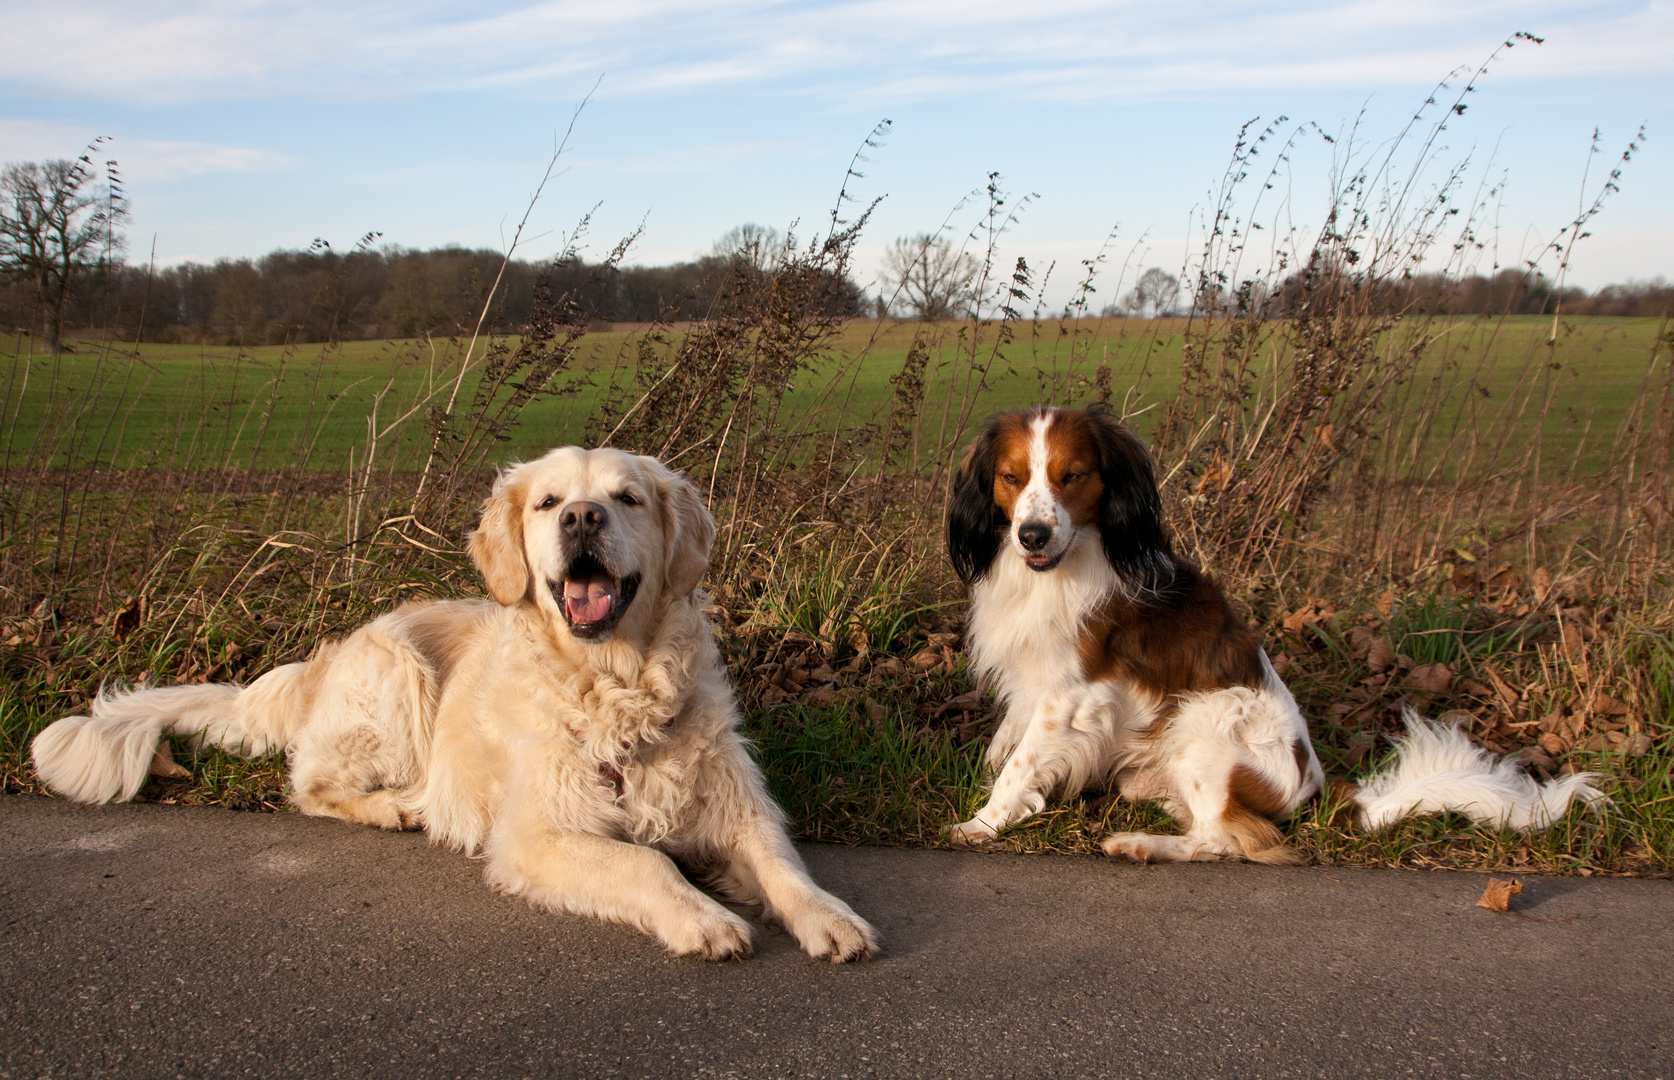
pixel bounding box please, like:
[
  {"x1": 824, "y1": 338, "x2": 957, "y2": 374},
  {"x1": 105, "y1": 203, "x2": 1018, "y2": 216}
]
[
  {"x1": 0, "y1": 119, "x2": 292, "y2": 178},
  {"x1": 3, "y1": 1, "x2": 1668, "y2": 106}
]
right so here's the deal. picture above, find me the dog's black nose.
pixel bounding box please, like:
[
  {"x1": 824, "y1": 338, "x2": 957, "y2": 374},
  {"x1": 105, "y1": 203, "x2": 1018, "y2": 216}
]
[
  {"x1": 1017, "y1": 522, "x2": 1052, "y2": 552},
  {"x1": 561, "y1": 501, "x2": 608, "y2": 538}
]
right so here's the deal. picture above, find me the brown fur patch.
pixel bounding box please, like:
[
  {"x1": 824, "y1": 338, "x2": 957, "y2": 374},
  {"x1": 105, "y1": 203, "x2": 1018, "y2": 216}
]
[
  {"x1": 1042, "y1": 412, "x2": 1106, "y2": 526},
  {"x1": 1325, "y1": 777, "x2": 1364, "y2": 825},
  {"x1": 1229, "y1": 762, "x2": 1289, "y2": 819},
  {"x1": 1077, "y1": 573, "x2": 1266, "y2": 697},
  {"x1": 987, "y1": 413, "x2": 1034, "y2": 520},
  {"x1": 1224, "y1": 765, "x2": 1299, "y2": 864}
]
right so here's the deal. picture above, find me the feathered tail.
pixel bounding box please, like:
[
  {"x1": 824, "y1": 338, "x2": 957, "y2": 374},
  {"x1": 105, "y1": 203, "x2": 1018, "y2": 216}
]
[
  {"x1": 1348, "y1": 712, "x2": 1608, "y2": 831},
  {"x1": 30, "y1": 664, "x2": 312, "y2": 804}
]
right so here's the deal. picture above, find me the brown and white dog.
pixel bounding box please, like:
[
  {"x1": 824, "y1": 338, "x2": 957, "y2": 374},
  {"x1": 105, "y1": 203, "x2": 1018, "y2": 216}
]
[
  {"x1": 946, "y1": 405, "x2": 1603, "y2": 861},
  {"x1": 32, "y1": 447, "x2": 877, "y2": 961}
]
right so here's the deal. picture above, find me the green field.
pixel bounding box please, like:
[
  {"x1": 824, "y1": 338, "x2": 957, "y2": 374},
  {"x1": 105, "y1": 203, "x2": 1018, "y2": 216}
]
[{"x1": 3, "y1": 315, "x2": 1662, "y2": 478}]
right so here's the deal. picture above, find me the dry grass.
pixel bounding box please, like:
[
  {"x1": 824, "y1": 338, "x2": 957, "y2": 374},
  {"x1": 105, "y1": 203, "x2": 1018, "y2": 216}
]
[{"x1": 2, "y1": 83, "x2": 1670, "y2": 875}]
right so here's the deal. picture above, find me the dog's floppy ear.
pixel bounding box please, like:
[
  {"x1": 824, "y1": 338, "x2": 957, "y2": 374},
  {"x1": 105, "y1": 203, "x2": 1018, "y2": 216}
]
[
  {"x1": 469, "y1": 465, "x2": 534, "y2": 606},
  {"x1": 1085, "y1": 403, "x2": 1172, "y2": 581},
  {"x1": 650, "y1": 460, "x2": 715, "y2": 597},
  {"x1": 946, "y1": 421, "x2": 1008, "y2": 586}
]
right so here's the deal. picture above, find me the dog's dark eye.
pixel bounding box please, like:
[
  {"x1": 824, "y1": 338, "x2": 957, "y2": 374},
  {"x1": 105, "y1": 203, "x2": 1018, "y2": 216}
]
[
  {"x1": 1061, "y1": 471, "x2": 1082, "y2": 484},
  {"x1": 535, "y1": 495, "x2": 558, "y2": 511},
  {"x1": 615, "y1": 491, "x2": 640, "y2": 507},
  {"x1": 1000, "y1": 473, "x2": 1020, "y2": 487}
]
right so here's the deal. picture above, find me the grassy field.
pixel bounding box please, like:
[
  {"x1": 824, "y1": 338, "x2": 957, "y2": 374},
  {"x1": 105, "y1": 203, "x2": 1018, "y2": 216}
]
[
  {"x1": 4, "y1": 315, "x2": 1662, "y2": 478},
  {"x1": 2, "y1": 300, "x2": 1670, "y2": 876}
]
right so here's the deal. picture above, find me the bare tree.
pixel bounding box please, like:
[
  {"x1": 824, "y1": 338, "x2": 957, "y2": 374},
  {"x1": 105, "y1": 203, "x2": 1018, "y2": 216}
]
[
  {"x1": 1122, "y1": 267, "x2": 1179, "y2": 318},
  {"x1": 0, "y1": 143, "x2": 126, "y2": 351},
  {"x1": 880, "y1": 233, "x2": 977, "y2": 321},
  {"x1": 712, "y1": 223, "x2": 784, "y2": 272}
]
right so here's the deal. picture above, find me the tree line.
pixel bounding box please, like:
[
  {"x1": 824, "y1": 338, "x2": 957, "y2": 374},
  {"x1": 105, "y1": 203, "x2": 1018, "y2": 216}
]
[
  {"x1": 2, "y1": 150, "x2": 1669, "y2": 352},
  {"x1": 0, "y1": 233, "x2": 868, "y2": 349}
]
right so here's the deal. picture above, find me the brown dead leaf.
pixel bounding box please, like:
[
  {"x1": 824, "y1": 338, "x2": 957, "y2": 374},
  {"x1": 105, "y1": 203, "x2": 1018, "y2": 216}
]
[
  {"x1": 1375, "y1": 588, "x2": 1396, "y2": 619},
  {"x1": 802, "y1": 686, "x2": 846, "y2": 708},
  {"x1": 934, "y1": 690, "x2": 988, "y2": 718},
  {"x1": 1435, "y1": 709, "x2": 1477, "y2": 730},
  {"x1": 110, "y1": 595, "x2": 148, "y2": 640},
  {"x1": 1532, "y1": 567, "x2": 1553, "y2": 604},
  {"x1": 1485, "y1": 666, "x2": 1522, "y2": 708},
  {"x1": 1365, "y1": 637, "x2": 1395, "y2": 674},
  {"x1": 1593, "y1": 693, "x2": 1631, "y2": 717},
  {"x1": 1476, "y1": 877, "x2": 1523, "y2": 912},
  {"x1": 1538, "y1": 732, "x2": 1569, "y2": 757},
  {"x1": 1342, "y1": 734, "x2": 1377, "y2": 770},
  {"x1": 148, "y1": 742, "x2": 191, "y2": 779},
  {"x1": 908, "y1": 648, "x2": 943, "y2": 672},
  {"x1": 1282, "y1": 599, "x2": 1334, "y2": 633},
  {"x1": 1485, "y1": 564, "x2": 1524, "y2": 592},
  {"x1": 1405, "y1": 663, "x2": 1455, "y2": 696},
  {"x1": 1560, "y1": 624, "x2": 1586, "y2": 656},
  {"x1": 1477, "y1": 876, "x2": 1582, "y2": 922},
  {"x1": 1195, "y1": 450, "x2": 1233, "y2": 494}
]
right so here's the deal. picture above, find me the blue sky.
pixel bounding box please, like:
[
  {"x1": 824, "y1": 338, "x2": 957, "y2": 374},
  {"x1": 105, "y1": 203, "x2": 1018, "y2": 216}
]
[{"x1": 2, "y1": 1, "x2": 1669, "y2": 306}]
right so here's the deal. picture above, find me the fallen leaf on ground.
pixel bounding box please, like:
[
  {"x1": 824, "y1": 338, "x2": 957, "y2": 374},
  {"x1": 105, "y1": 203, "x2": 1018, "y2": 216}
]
[
  {"x1": 148, "y1": 742, "x2": 191, "y2": 779},
  {"x1": 1593, "y1": 693, "x2": 1631, "y2": 717},
  {"x1": 908, "y1": 647, "x2": 943, "y2": 672},
  {"x1": 1405, "y1": 662, "x2": 1455, "y2": 695},
  {"x1": 1477, "y1": 878, "x2": 1523, "y2": 912},
  {"x1": 1476, "y1": 877, "x2": 1582, "y2": 923}
]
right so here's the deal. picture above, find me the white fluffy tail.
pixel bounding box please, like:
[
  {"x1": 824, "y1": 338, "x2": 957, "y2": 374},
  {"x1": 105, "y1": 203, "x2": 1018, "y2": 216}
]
[
  {"x1": 1352, "y1": 711, "x2": 1608, "y2": 831},
  {"x1": 30, "y1": 679, "x2": 288, "y2": 805}
]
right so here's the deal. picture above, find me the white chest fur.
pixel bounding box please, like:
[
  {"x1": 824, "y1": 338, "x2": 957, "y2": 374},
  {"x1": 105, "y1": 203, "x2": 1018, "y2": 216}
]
[{"x1": 965, "y1": 532, "x2": 1122, "y2": 756}]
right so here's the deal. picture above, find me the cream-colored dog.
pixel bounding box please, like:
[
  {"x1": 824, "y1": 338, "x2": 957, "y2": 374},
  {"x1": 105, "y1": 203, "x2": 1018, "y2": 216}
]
[{"x1": 31, "y1": 447, "x2": 878, "y2": 962}]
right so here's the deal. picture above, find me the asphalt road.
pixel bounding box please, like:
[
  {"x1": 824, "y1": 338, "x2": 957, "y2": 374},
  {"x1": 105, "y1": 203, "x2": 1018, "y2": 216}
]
[{"x1": 1, "y1": 795, "x2": 1669, "y2": 1080}]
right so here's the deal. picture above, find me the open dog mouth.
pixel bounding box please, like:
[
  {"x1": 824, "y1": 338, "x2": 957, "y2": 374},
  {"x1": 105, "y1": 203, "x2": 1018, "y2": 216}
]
[{"x1": 550, "y1": 553, "x2": 641, "y2": 640}]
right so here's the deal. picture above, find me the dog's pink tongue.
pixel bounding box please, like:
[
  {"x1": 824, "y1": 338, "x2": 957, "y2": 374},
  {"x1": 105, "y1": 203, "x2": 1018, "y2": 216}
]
[{"x1": 564, "y1": 573, "x2": 617, "y2": 624}]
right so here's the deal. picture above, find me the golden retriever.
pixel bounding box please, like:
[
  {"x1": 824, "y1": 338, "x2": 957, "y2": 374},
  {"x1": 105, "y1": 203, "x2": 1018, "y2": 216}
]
[{"x1": 31, "y1": 447, "x2": 878, "y2": 962}]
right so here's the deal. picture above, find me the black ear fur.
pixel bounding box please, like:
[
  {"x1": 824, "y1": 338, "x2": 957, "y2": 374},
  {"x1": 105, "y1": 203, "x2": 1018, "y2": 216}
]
[
  {"x1": 946, "y1": 424, "x2": 1008, "y2": 586},
  {"x1": 1085, "y1": 404, "x2": 1175, "y2": 587}
]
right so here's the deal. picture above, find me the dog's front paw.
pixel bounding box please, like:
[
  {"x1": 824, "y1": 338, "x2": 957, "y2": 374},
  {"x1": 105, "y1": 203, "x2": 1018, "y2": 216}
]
[
  {"x1": 790, "y1": 900, "x2": 879, "y2": 964},
  {"x1": 947, "y1": 818, "x2": 997, "y2": 847},
  {"x1": 1101, "y1": 832, "x2": 1151, "y2": 862},
  {"x1": 663, "y1": 904, "x2": 754, "y2": 962}
]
